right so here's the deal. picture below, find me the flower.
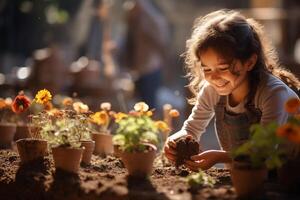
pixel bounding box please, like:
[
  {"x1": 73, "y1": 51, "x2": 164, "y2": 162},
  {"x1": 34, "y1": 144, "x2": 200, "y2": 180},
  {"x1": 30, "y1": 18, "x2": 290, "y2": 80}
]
[
  {"x1": 169, "y1": 109, "x2": 180, "y2": 117},
  {"x1": 284, "y1": 98, "x2": 300, "y2": 114},
  {"x1": 72, "y1": 102, "x2": 89, "y2": 114},
  {"x1": 11, "y1": 94, "x2": 31, "y2": 113},
  {"x1": 276, "y1": 98, "x2": 300, "y2": 144},
  {"x1": 155, "y1": 120, "x2": 170, "y2": 133},
  {"x1": 134, "y1": 102, "x2": 149, "y2": 112},
  {"x1": 90, "y1": 111, "x2": 109, "y2": 127},
  {"x1": 113, "y1": 112, "x2": 128, "y2": 123},
  {"x1": 35, "y1": 89, "x2": 52, "y2": 105},
  {"x1": 62, "y1": 97, "x2": 73, "y2": 107},
  {"x1": 100, "y1": 102, "x2": 111, "y2": 111}
]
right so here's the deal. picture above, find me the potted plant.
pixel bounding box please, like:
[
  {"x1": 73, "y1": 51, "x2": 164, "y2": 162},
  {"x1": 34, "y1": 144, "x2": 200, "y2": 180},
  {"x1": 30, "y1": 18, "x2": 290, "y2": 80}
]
[
  {"x1": 0, "y1": 97, "x2": 17, "y2": 149},
  {"x1": 276, "y1": 98, "x2": 300, "y2": 192},
  {"x1": 230, "y1": 122, "x2": 284, "y2": 198},
  {"x1": 69, "y1": 99, "x2": 94, "y2": 165},
  {"x1": 37, "y1": 105, "x2": 93, "y2": 173},
  {"x1": 15, "y1": 89, "x2": 51, "y2": 164},
  {"x1": 89, "y1": 102, "x2": 114, "y2": 157},
  {"x1": 112, "y1": 102, "x2": 170, "y2": 177}
]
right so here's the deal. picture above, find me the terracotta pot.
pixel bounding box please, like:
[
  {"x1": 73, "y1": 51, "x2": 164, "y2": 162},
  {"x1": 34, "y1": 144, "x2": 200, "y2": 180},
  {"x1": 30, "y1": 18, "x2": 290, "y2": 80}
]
[
  {"x1": 230, "y1": 161, "x2": 267, "y2": 198},
  {"x1": 120, "y1": 144, "x2": 157, "y2": 177},
  {"x1": 16, "y1": 138, "x2": 48, "y2": 164},
  {"x1": 52, "y1": 146, "x2": 83, "y2": 173},
  {"x1": 113, "y1": 145, "x2": 121, "y2": 158},
  {"x1": 0, "y1": 124, "x2": 16, "y2": 149},
  {"x1": 92, "y1": 132, "x2": 113, "y2": 156},
  {"x1": 81, "y1": 140, "x2": 95, "y2": 165},
  {"x1": 14, "y1": 125, "x2": 31, "y2": 141},
  {"x1": 277, "y1": 154, "x2": 300, "y2": 192}
]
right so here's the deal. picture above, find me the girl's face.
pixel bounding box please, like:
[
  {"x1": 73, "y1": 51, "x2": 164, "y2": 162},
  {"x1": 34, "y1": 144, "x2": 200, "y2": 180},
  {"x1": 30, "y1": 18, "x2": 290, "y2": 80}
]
[{"x1": 199, "y1": 48, "x2": 255, "y2": 96}]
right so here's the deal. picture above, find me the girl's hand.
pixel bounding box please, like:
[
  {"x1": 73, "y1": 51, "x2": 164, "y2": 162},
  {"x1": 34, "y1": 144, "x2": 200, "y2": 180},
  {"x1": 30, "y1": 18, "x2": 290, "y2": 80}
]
[
  {"x1": 163, "y1": 138, "x2": 177, "y2": 163},
  {"x1": 184, "y1": 150, "x2": 228, "y2": 171}
]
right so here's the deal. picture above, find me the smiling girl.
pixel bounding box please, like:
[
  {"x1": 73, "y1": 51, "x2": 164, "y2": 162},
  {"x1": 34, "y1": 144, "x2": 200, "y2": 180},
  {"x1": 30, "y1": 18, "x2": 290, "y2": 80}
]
[{"x1": 164, "y1": 9, "x2": 300, "y2": 171}]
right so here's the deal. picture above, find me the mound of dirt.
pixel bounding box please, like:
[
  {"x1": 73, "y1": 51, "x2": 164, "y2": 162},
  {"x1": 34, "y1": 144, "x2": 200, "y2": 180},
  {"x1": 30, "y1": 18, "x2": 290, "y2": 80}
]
[{"x1": 175, "y1": 135, "x2": 200, "y2": 167}]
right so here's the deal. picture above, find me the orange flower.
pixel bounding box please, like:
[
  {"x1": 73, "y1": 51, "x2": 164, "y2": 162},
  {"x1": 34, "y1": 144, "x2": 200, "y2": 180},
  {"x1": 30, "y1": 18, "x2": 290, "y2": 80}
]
[
  {"x1": 169, "y1": 109, "x2": 180, "y2": 117},
  {"x1": 276, "y1": 123, "x2": 300, "y2": 144},
  {"x1": 47, "y1": 109, "x2": 64, "y2": 118},
  {"x1": 90, "y1": 111, "x2": 109, "y2": 126},
  {"x1": 284, "y1": 98, "x2": 300, "y2": 114},
  {"x1": 62, "y1": 97, "x2": 73, "y2": 107},
  {"x1": 11, "y1": 94, "x2": 31, "y2": 113},
  {"x1": 155, "y1": 120, "x2": 170, "y2": 133},
  {"x1": 44, "y1": 102, "x2": 53, "y2": 111}
]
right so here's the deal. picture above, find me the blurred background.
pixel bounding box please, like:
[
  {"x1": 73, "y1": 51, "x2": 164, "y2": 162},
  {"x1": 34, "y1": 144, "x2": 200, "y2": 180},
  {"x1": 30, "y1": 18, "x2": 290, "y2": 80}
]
[{"x1": 1, "y1": 0, "x2": 300, "y2": 150}]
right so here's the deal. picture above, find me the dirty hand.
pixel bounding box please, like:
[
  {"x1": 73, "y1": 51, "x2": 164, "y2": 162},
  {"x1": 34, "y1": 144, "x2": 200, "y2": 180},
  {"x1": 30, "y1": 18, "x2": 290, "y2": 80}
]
[
  {"x1": 163, "y1": 138, "x2": 177, "y2": 163},
  {"x1": 184, "y1": 150, "x2": 225, "y2": 171}
]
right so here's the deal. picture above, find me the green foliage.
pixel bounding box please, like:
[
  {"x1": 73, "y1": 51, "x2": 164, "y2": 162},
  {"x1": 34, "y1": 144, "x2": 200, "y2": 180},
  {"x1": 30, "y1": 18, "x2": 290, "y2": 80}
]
[
  {"x1": 32, "y1": 110, "x2": 92, "y2": 148},
  {"x1": 113, "y1": 114, "x2": 159, "y2": 153},
  {"x1": 232, "y1": 122, "x2": 285, "y2": 169},
  {"x1": 186, "y1": 170, "x2": 216, "y2": 187}
]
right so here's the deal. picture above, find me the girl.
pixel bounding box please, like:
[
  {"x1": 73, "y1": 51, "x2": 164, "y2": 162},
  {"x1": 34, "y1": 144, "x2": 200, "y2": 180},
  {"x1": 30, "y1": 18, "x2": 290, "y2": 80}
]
[{"x1": 164, "y1": 9, "x2": 300, "y2": 171}]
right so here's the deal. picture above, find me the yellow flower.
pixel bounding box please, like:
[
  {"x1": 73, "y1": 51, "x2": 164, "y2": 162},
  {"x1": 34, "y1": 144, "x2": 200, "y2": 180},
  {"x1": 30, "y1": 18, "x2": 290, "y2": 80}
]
[
  {"x1": 114, "y1": 112, "x2": 128, "y2": 123},
  {"x1": 100, "y1": 102, "x2": 111, "y2": 111},
  {"x1": 155, "y1": 120, "x2": 170, "y2": 133},
  {"x1": 73, "y1": 102, "x2": 89, "y2": 113},
  {"x1": 134, "y1": 102, "x2": 149, "y2": 112},
  {"x1": 90, "y1": 111, "x2": 109, "y2": 126},
  {"x1": 35, "y1": 89, "x2": 52, "y2": 105},
  {"x1": 62, "y1": 97, "x2": 73, "y2": 107},
  {"x1": 146, "y1": 110, "x2": 153, "y2": 117},
  {"x1": 284, "y1": 98, "x2": 300, "y2": 114},
  {"x1": 169, "y1": 109, "x2": 180, "y2": 117}
]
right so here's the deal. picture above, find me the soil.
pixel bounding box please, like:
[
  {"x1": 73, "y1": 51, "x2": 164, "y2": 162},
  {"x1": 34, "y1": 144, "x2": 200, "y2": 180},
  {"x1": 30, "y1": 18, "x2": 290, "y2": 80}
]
[
  {"x1": 175, "y1": 135, "x2": 200, "y2": 167},
  {"x1": 0, "y1": 149, "x2": 299, "y2": 200}
]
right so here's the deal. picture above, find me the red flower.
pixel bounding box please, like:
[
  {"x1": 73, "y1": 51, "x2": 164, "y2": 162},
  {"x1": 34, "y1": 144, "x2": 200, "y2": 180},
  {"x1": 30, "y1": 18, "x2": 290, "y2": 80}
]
[{"x1": 12, "y1": 94, "x2": 31, "y2": 113}]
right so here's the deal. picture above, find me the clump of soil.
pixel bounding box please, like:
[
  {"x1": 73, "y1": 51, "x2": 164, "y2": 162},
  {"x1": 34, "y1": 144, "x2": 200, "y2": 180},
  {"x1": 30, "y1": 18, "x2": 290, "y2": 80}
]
[{"x1": 175, "y1": 135, "x2": 200, "y2": 167}]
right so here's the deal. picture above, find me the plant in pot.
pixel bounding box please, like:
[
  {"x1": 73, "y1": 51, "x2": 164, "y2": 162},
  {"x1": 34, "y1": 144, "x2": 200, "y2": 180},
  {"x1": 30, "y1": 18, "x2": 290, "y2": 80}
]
[
  {"x1": 15, "y1": 89, "x2": 51, "y2": 164},
  {"x1": 230, "y1": 122, "x2": 284, "y2": 198},
  {"x1": 112, "y1": 102, "x2": 170, "y2": 177},
  {"x1": 70, "y1": 100, "x2": 94, "y2": 165},
  {"x1": 0, "y1": 97, "x2": 17, "y2": 149},
  {"x1": 37, "y1": 106, "x2": 92, "y2": 173},
  {"x1": 89, "y1": 102, "x2": 114, "y2": 157},
  {"x1": 275, "y1": 98, "x2": 300, "y2": 192}
]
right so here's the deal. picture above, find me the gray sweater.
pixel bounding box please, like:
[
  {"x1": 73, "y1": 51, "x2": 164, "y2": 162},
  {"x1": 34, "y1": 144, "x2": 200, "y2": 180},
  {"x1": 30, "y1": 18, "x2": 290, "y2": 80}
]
[{"x1": 170, "y1": 73, "x2": 299, "y2": 142}]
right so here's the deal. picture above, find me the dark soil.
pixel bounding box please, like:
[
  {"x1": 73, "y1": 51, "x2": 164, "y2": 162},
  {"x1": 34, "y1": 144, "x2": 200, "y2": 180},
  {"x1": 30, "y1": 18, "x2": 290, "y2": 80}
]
[
  {"x1": 175, "y1": 135, "x2": 200, "y2": 167},
  {"x1": 0, "y1": 149, "x2": 299, "y2": 200}
]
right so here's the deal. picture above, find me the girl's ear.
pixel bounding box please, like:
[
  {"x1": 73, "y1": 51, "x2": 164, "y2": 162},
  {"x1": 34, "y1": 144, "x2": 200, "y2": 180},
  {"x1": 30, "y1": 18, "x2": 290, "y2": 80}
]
[{"x1": 245, "y1": 54, "x2": 257, "y2": 71}]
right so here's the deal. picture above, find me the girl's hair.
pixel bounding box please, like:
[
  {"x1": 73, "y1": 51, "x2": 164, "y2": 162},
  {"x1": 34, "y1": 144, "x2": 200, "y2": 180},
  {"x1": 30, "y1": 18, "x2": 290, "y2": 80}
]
[{"x1": 184, "y1": 9, "x2": 300, "y2": 104}]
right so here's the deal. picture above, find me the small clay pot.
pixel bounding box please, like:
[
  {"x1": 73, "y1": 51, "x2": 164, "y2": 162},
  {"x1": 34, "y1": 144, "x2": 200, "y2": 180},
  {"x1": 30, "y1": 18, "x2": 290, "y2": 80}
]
[
  {"x1": 14, "y1": 125, "x2": 31, "y2": 141},
  {"x1": 120, "y1": 143, "x2": 157, "y2": 177},
  {"x1": 16, "y1": 138, "x2": 48, "y2": 164},
  {"x1": 52, "y1": 146, "x2": 83, "y2": 173},
  {"x1": 81, "y1": 140, "x2": 95, "y2": 165},
  {"x1": 230, "y1": 161, "x2": 267, "y2": 198},
  {"x1": 113, "y1": 145, "x2": 122, "y2": 158},
  {"x1": 92, "y1": 131, "x2": 113, "y2": 156},
  {"x1": 0, "y1": 123, "x2": 16, "y2": 149}
]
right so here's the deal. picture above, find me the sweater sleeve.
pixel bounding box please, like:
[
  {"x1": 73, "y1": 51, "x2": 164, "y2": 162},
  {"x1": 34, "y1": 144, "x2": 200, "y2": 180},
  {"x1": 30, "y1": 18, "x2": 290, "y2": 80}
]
[
  {"x1": 169, "y1": 82, "x2": 219, "y2": 141},
  {"x1": 256, "y1": 76, "x2": 299, "y2": 126}
]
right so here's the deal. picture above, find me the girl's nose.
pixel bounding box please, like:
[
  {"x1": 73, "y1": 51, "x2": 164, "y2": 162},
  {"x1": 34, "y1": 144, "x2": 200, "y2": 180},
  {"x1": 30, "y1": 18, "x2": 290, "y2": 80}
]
[{"x1": 210, "y1": 70, "x2": 221, "y2": 80}]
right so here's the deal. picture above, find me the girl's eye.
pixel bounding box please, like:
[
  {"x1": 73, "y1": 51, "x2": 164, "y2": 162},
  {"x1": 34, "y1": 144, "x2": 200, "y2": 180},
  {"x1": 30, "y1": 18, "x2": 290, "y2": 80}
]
[
  {"x1": 203, "y1": 68, "x2": 211, "y2": 73},
  {"x1": 219, "y1": 67, "x2": 229, "y2": 71}
]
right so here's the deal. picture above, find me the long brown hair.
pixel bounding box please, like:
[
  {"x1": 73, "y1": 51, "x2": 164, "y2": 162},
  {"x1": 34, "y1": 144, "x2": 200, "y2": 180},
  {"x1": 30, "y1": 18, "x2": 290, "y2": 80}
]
[{"x1": 184, "y1": 9, "x2": 300, "y2": 104}]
